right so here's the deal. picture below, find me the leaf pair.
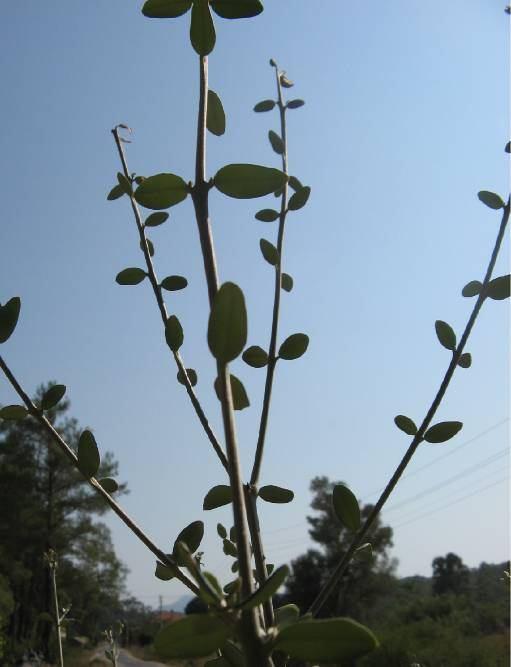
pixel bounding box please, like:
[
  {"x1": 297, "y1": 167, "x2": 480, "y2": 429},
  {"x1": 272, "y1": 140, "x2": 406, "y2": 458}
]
[{"x1": 394, "y1": 415, "x2": 463, "y2": 443}]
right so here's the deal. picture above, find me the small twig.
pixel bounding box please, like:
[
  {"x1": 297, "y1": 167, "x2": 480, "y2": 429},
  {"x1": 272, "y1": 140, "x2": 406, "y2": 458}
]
[
  {"x1": 0, "y1": 355, "x2": 200, "y2": 597},
  {"x1": 111, "y1": 126, "x2": 228, "y2": 473},
  {"x1": 308, "y1": 198, "x2": 511, "y2": 616}
]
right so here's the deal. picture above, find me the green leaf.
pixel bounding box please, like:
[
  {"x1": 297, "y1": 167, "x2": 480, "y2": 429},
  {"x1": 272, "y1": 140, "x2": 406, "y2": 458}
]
[
  {"x1": 477, "y1": 190, "x2": 505, "y2": 210},
  {"x1": 223, "y1": 539, "x2": 238, "y2": 558},
  {"x1": 260, "y1": 238, "x2": 279, "y2": 266},
  {"x1": 281, "y1": 273, "x2": 293, "y2": 292},
  {"x1": 117, "y1": 172, "x2": 132, "y2": 196},
  {"x1": 332, "y1": 484, "x2": 360, "y2": 531},
  {"x1": 142, "y1": 0, "x2": 192, "y2": 18},
  {"x1": 155, "y1": 561, "x2": 175, "y2": 581},
  {"x1": 116, "y1": 268, "x2": 147, "y2": 285},
  {"x1": 40, "y1": 384, "x2": 66, "y2": 411},
  {"x1": 135, "y1": 173, "x2": 188, "y2": 210},
  {"x1": 98, "y1": 478, "x2": 119, "y2": 493},
  {"x1": 190, "y1": 0, "x2": 216, "y2": 55},
  {"x1": 0, "y1": 405, "x2": 28, "y2": 421},
  {"x1": 77, "y1": 430, "x2": 100, "y2": 479},
  {"x1": 278, "y1": 333, "x2": 309, "y2": 360},
  {"x1": 165, "y1": 315, "x2": 184, "y2": 352},
  {"x1": 203, "y1": 485, "x2": 232, "y2": 510},
  {"x1": 229, "y1": 526, "x2": 237, "y2": 543},
  {"x1": 274, "y1": 617, "x2": 378, "y2": 662},
  {"x1": 177, "y1": 368, "x2": 198, "y2": 387},
  {"x1": 394, "y1": 415, "x2": 417, "y2": 436},
  {"x1": 214, "y1": 164, "x2": 287, "y2": 199},
  {"x1": 254, "y1": 100, "x2": 275, "y2": 112},
  {"x1": 288, "y1": 186, "x2": 311, "y2": 211},
  {"x1": 242, "y1": 345, "x2": 268, "y2": 368},
  {"x1": 145, "y1": 212, "x2": 169, "y2": 227},
  {"x1": 462, "y1": 280, "x2": 483, "y2": 297},
  {"x1": 207, "y1": 90, "x2": 226, "y2": 136},
  {"x1": 289, "y1": 176, "x2": 303, "y2": 191},
  {"x1": 424, "y1": 421, "x2": 463, "y2": 444},
  {"x1": 154, "y1": 614, "x2": 231, "y2": 658},
  {"x1": 240, "y1": 565, "x2": 289, "y2": 610},
  {"x1": 210, "y1": 0, "x2": 263, "y2": 19},
  {"x1": 161, "y1": 275, "x2": 188, "y2": 291},
  {"x1": 207, "y1": 282, "x2": 247, "y2": 364},
  {"x1": 255, "y1": 208, "x2": 280, "y2": 222},
  {"x1": 506, "y1": 141, "x2": 511, "y2": 154},
  {"x1": 217, "y1": 523, "x2": 227, "y2": 539},
  {"x1": 231, "y1": 561, "x2": 239, "y2": 573},
  {"x1": 354, "y1": 543, "x2": 373, "y2": 562},
  {"x1": 458, "y1": 352, "x2": 472, "y2": 368},
  {"x1": 173, "y1": 521, "x2": 204, "y2": 564},
  {"x1": 275, "y1": 604, "x2": 300, "y2": 629},
  {"x1": 435, "y1": 320, "x2": 456, "y2": 351},
  {"x1": 214, "y1": 374, "x2": 250, "y2": 410},
  {"x1": 107, "y1": 184, "x2": 125, "y2": 200},
  {"x1": 0, "y1": 297, "x2": 21, "y2": 344},
  {"x1": 259, "y1": 485, "x2": 294, "y2": 503},
  {"x1": 268, "y1": 130, "x2": 285, "y2": 155},
  {"x1": 140, "y1": 237, "x2": 155, "y2": 257},
  {"x1": 286, "y1": 99, "x2": 305, "y2": 109},
  {"x1": 486, "y1": 275, "x2": 510, "y2": 300},
  {"x1": 220, "y1": 641, "x2": 245, "y2": 667}
]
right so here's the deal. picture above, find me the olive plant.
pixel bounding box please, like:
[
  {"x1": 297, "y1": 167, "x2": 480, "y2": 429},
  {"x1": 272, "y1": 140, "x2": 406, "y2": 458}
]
[{"x1": 0, "y1": 2, "x2": 509, "y2": 666}]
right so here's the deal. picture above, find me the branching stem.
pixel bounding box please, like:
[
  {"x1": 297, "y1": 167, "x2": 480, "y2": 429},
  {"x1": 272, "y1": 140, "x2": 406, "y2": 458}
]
[{"x1": 308, "y1": 198, "x2": 510, "y2": 616}]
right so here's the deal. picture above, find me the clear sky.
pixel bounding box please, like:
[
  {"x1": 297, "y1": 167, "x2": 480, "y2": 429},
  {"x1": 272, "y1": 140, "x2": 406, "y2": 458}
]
[{"x1": 1, "y1": 2, "x2": 509, "y2": 609}]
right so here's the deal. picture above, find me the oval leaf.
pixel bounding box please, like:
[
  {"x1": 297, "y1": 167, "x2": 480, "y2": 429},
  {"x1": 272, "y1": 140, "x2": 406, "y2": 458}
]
[
  {"x1": 287, "y1": 99, "x2": 305, "y2": 109},
  {"x1": 165, "y1": 315, "x2": 184, "y2": 352},
  {"x1": 210, "y1": 0, "x2": 263, "y2": 19},
  {"x1": 207, "y1": 282, "x2": 247, "y2": 364},
  {"x1": 177, "y1": 368, "x2": 198, "y2": 387},
  {"x1": 275, "y1": 604, "x2": 300, "y2": 629},
  {"x1": 107, "y1": 184, "x2": 125, "y2": 201},
  {"x1": 486, "y1": 275, "x2": 510, "y2": 300},
  {"x1": 154, "y1": 615, "x2": 231, "y2": 659},
  {"x1": 289, "y1": 176, "x2": 303, "y2": 191},
  {"x1": 161, "y1": 275, "x2": 188, "y2": 291},
  {"x1": 477, "y1": 190, "x2": 505, "y2": 210},
  {"x1": 117, "y1": 172, "x2": 132, "y2": 196},
  {"x1": 140, "y1": 237, "x2": 155, "y2": 257},
  {"x1": 269, "y1": 130, "x2": 284, "y2": 155},
  {"x1": 458, "y1": 352, "x2": 472, "y2": 368},
  {"x1": 255, "y1": 208, "x2": 280, "y2": 222},
  {"x1": 135, "y1": 173, "x2": 188, "y2": 210},
  {"x1": 41, "y1": 384, "x2": 66, "y2": 411},
  {"x1": 98, "y1": 477, "x2": 119, "y2": 493},
  {"x1": 116, "y1": 268, "x2": 147, "y2": 285},
  {"x1": 173, "y1": 521, "x2": 204, "y2": 564},
  {"x1": 207, "y1": 89, "x2": 226, "y2": 136},
  {"x1": 288, "y1": 186, "x2": 311, "y2": 211},
  {"x1": 214, "y1": 374, "x2": 250, "y2": 410},
  {"x1": 142, "y1": 0, "x2": 192, "y2": 18},
  {"x1": 279, "y1": 333, "x2": 309, "y2": 360},
  {"x1": 214, "y1": 164, "x2": 287, "y2": 199},
  {"x1": 254, "y1": 99, "x2": 275, "y2": 112},
  {"x1": 217, "y1": 523, "x2": 227, "y2": 539},
  {"x1": 190, "y1": 0, "x2": 216, "y2": 56},
  {"x1": 77, "y1": 430, "x2": 100, "y2": 479},
  {"x1": 242, "y1": 345, "x2": 268, "y2": 368},
  {"x1": 462, "y1": 280, "x2": 483, "y2": 297},
  {"x1": 435, "y1": 320, "x2": 456, "y2": 351},
  {"x1": 260, "y1": 238, "x2": 279, "y2": 266},
  {"x1": 259, "y1": 485, "x2": 294, "y2": 504},
  {"x1": 274, "y1": 617, "x2": 378, "y2": 662},
  {"x1": 394, "y1": 415, "x2": 417, "y2": 436},
  {"x1": 223, "y1": 539, "x2": 238, "y2": 558},
  {"x1": 145, "y1": 212, "x2": 169, "y2": 227},
  {"x1": 155, "y1": 561, "x2": 175, "y2": 581},
  {"x1": 240, "y1": 565, "x2": 289, "y2": 610},
  {"x1": 281, "y1": 273, "x2": 293, "y2": 292},
  {"x1": 0, "y1": 405, "x2": 28, "y2": 421},
  {"x1": 424, "y1": 421, "x2": 463, "y2": 444},
  {"x1": 0, "y1": 297, "x2": 21, "y2": 344},
  {"x1": 332, "y1": 484, "x2": 360, "y2": 531},
  {"x1": 203, "y1": 485, "x2": 233, "y2": 510}
]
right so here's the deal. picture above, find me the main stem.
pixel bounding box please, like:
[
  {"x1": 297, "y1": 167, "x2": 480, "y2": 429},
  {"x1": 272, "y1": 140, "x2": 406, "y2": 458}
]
[
  {"x1": 190, "y1": 56, "x2": 268, "y2": 665},
  {"x1": 50, "y1": 564, "x2": 64, "y2": 667},
  {"x1": 308, "y1": 199, "x2": 511, "y2": 616}
]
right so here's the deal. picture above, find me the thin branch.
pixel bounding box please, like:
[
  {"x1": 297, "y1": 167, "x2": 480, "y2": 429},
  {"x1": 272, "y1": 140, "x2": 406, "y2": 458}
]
[
  {"x1": 111, "y1": 126, "x2": 228, "y2": 473},
  {"x1": 0, "y1": 355, "x2": 200, "y2": 597},
  {"x1": 308, "y1": 198, "x2": 511, "y2": 616}
]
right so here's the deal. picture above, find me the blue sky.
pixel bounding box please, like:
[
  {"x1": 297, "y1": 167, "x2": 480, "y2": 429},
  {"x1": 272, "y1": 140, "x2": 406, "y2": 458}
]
[{"x1": 1, "y1": 1, "x2": 509, "y2": 608}]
